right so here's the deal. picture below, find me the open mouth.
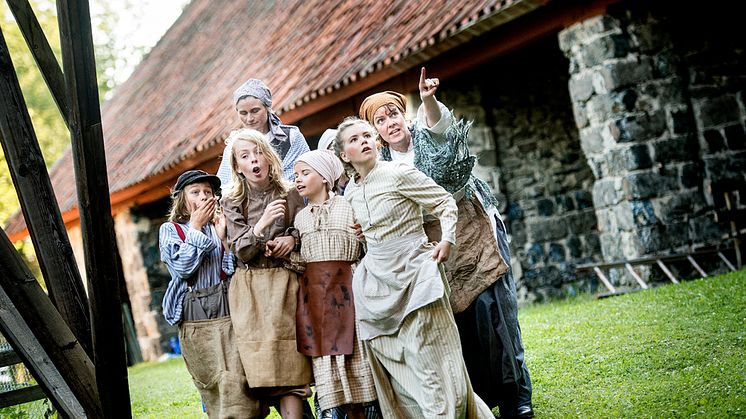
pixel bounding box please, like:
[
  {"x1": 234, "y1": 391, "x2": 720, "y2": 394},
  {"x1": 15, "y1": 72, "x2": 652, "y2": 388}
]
[
  {"x1": 390, "y1": 128, "x2": 401, "y2": 137},
  {"x1": 362, "y1": 146, "x2": 372, "y2": 153},
  {"x1": 252, "y1": 166, "x2": 261, "y2": 174},
  {"x1": 296, "y1": 184, "x2": 306, "y2": 192}
]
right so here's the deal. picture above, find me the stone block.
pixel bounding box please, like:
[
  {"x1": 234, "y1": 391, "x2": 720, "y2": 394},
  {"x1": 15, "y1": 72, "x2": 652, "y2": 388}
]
[
  {"x1": 624, "y1": 144, "x2": 653, "y2": 171},
  {"x1": 652, "y1": 52, "x2": 680, "y2": 79},
  {"x1": 620, "y1": 231, "x2": 645, "y2": 259},
  {"x1": 592, "y1": 178, "x2": 622, "y2": 208},
  {"x1": 623, "y1": 171, "x2": 677, "y2": 199},
  {"x1": 613, "y1": 203, "x2": 634, "y2": 230},
  {"x1": 569, "y1": 72, "x2": 595, "y2": 102},
  {"x1": 636, "y1": 225, "x2": 668, "y2": 254},
  {"x1": 693, "y1": 95, "x2": 741, "y2": 129},
  {"x1": 639, "y1": 78, "x2": 686, "y2": 106},
  {"x1": 587, "y1": 95, "x2": 618, "y2": 125},
  {"x1": 528, "y1": 219, "x2": 568, "y2": 242},
  {"x1": 548, "y1": 243, "x2": 566, "y2": 263},
  {"x1": 612, "y1": 110, "x2": 667, "y2": 143},
  {"x1": 566, "y1": 210, "x2": 599, "y2": 232},
  {"x1": 584, "y1": 233, "x2": 601, "y2": 255},
  {"x1": 613, "y1": 89, "x2": 638, "y2": 112},
  {"x1": 537, "y1": 198, "x2": 555, "y2": 216},
  {"x1": 680, "y1": 162, "x2": 704, "y2": 189},
  {"x1": 667, "y1": 107, "x2": 691, "y2": 135},
  {"x1": 573, "y1": 101, "x2": 589, "y2": 129},
  {"x1": 583, "y1": 15, "x2": 622, "y2": 35},
  {"x1": 581, "y1": 34, "x2": 630, "y2": 68},
  {"x1": 628, "y1": 22, "x2": 670, "y2": 53},
  {"x1": 600, "y1": 232, "x2": 624, "y2": 260},
  {"x1": 579, "y1": 125, "x2": 605, "y2": 155},
  {"x1": 703, "y1": 156, "x2": 729, "y2": 183},
  {"x1": 526, "y1": 243, "x2": 545, "y2": 267},
  {"x1": 689, "y1": 215, "x2": 724, "y2": 244},
  {"x1": 703, "y1": 129, "x2": 726, "y2": 153},
  {"x1": 556, "y1": 195, "x2": 575, "y2": 213},
  {"x1": 595, "y1": 207, "x2": 615, "y2": 232},
  {"x1": 594, "y1": 56, "x2": 653, "y2": 93},
  {"x1": 630, "y1": 199, "x2": 658, "y2": 227},
  {"x1": 575, "y1": 190, "x2": 594, "y2": 209},
  {"x1": 724, "y1": 124, "x2": 746, "y2": 149},
  {"x1": 507, "y1": 202, "x2": 524, "y2": 220},
  {"x1": 567, "y1": 235, "x2": 582, "y2": 258},
  {"x1": 665, "y1": 222, "x2": 690, "y2": 248},
  {"x1": 558, "y1": 22, "x2": 586, "y2": 53},
  {"x1": 511, "y1": 220, "x2": 527, "y2": 247},
  {"x1": 653, "y1": 136, "x2": 698, "y2": 163}
]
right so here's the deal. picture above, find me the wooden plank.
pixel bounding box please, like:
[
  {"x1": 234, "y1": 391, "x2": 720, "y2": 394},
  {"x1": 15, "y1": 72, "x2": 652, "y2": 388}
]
[
  {"x1": 0, "y1": 385, "x2": 46, "y2": 409},
  {"x1": 55, "y1": 0, "x2": 132, "y2": 416},
  {"x1": 0, "y1": 24, "x2": 92, "y2": 356},
  {"x1": 687, "y1": 256, "x2": 707, "y2": 278},
  {"x1": 718, "y1": 252, "x2": 736, "y2": 272},
  {"x1": 593, "y1": 266, "x2": 616, "y2": 293},
  {"x1": 624, "y1": 263, "x2": 649, "y2": 289},
  {"x1": 576, "y1": 249, "x2": 721, "y2": 271},
  {"x1": 6, "y1": 0, "x2": 70, "y2": 126},
  {"x1": 0, "y1": 349, "x2": 22, "y2": 368},
  {"x1": 655, "y1": 260, "x2": 679, "y2": 284},
  {"x1": 0, "y1": 230, "x2": 96, "y2": 417}
]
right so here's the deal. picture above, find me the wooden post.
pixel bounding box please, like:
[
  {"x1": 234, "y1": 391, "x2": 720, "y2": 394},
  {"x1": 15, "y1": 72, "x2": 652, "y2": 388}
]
[
  {"x1": 55, "y1": 0, "x2": 132, "y2": 415},
  {"x1": 6, "y1": 0, "x2": 70, "y2": 127},
  {"x1": 0, "y1": 22, "x2": 92, "y2": 357},
  {"x1": 0, "y1": 229, "x2": 101, "y2": 417}
]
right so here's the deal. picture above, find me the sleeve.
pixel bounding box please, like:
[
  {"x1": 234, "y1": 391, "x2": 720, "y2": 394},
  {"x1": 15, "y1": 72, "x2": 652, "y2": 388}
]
[
  {"x1": 283, "y1": 189, "x2": 306, "y2": 243},
  {"x1": 215, "y1": 141, "x2": 234, "y2": 194},
  {"x1": 159, "y1": 222, "x2": 215, "y2": 280},
  {"x1": 394, "y1": 164, "x2": 458, "y2": 245},
  {"x1": 416, "y1": 99, "x2": 453, "y2": 137},
  {"x1": 281, "y1": 128, "x2": 311, "y2": 181},
  {"x1": 221, "y1": 196, "x2": 264, "y2": 263},
  {"x1": 222, "y1": 250, "x2": 235, "y2": 276}
]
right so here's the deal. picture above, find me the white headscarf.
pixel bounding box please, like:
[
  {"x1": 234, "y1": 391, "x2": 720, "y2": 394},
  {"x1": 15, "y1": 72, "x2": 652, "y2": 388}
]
[{"x1": 295, "y1": 150, "x2": 343, "y2": 186}]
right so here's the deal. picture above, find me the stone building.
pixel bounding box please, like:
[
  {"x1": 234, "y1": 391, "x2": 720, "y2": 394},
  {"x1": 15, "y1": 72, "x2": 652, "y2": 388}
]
[{"x1": 6, "y1": 0, "x2": 744, "y2": 360}]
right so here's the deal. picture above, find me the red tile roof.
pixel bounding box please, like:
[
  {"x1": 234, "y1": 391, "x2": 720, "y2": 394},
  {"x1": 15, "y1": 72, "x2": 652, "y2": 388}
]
[{"x1": 6, "y1": 0, "x2": 547, "y2": 238}]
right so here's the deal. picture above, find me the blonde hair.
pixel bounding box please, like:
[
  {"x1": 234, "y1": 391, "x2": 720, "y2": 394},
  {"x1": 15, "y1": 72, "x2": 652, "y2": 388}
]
[
  {"x1": 333, "y1": 117, "x2": 377, "y2": 179},
  {"x1": 224, "y1": 128, "x2": 290, "y2": 203},
  {"x1": 167, "y1": 191, "x2": 190, "y2": 223}
]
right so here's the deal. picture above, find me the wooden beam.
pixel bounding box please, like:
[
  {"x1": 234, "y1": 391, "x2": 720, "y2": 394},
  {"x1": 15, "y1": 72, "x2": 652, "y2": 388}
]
[
  {"x1": 593, "y1": 266, "x2": 616, "y2": 293},
  {"x1": 655, "y1": 260, "x2": 679, "y2": 284},
  {"x1": 687, "y1": 255, "x2": 707, "y2": 278},
  {"x1": 0, "y1": 229, "x2": 99, "y2": 417},
  {"x1": 6, "y1": 0, "x2": 70, "y2": 127},
  {"x1": 0, "y1": 24, "x2": 92, "y2": 356},
  {"x1": 56, "y1": 0, "x2": 131, "y2": 416},
  {"x1": 624, "y1": 263, "x2": 648, "y2": 289},
  {"x1": 0, "y1": 386, "x2": 46, "y2": 409}
]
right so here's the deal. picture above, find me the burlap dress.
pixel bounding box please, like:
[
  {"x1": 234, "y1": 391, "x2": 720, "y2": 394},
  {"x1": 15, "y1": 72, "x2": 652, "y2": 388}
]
[
  {"x1": 294, "y1": 195, "x2": 378, "y2": 411},
  {"x1": 222, "y1": 184, "x2": 312, "y2": 398}
]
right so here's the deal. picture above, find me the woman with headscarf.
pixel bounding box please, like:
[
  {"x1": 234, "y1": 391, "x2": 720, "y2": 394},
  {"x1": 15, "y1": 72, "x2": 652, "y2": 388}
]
[
  {"x1": 216, "y1": 78, "x2": 310, "y2": 190},
  {"x1": 358, "y1": 67, "x2": 534, "y2": 419}
]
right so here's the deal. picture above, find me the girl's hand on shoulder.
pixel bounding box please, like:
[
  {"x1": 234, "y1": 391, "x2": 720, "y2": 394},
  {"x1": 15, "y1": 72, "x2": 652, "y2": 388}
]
[
  {"x1": 264, "y1": 236, "x2": 294, "y2": 258},
  {"x1": 191, "y1": 197, "x2": 217, "y2": 231},
  {"x1": 256, "y1": 199, "x2": 286, "y2": 236},
  {"x1": 431, "y1": 240, "x2": 451, "y2": 263},
  {"x1": 349, "y1": 223, "x2": 365, "y2": 242}
]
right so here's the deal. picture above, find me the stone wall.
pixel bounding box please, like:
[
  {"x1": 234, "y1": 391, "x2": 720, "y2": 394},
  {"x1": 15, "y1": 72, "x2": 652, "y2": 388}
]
[
  {"x1": 437, "y1": 37, "x2": 602, "y2": 302},
  {"x1": 114, "y1": 210, "x2": 163, "y2": 361},
  {"x1": 128, "y1": 199, "x2": 175, "y2": 356},
  {"x1": 559, "y1": 1, "x2": 745, "y2": 285}
]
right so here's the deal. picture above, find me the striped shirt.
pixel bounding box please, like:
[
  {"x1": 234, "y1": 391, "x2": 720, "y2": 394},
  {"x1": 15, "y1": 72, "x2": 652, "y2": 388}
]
[
  {"x1": 295, "y1": 195, "x2": 361, "y2": 262},
  {"x1": 159, "y1": 222, "x2": 235, "y2": 325},
  {"x1": 216, "y1": 125, "x2": 310, "y2": 189},
  {"x1": 344, "y1": 161, "x2": 457, "y2": 246}
]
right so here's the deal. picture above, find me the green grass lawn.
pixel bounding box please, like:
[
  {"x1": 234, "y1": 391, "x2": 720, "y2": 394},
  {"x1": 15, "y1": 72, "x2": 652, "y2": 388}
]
[{"x1": 125, "y1": 271, "x2": 745, "y2": 418}]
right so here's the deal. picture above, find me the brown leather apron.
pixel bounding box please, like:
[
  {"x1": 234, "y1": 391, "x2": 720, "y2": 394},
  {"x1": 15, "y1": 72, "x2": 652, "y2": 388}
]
[{"x1": 295, "y1": 261, "x2": 356, "y2": 357}]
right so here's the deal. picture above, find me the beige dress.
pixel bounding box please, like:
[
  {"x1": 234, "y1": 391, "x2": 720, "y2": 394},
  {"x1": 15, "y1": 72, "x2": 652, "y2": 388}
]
[
  {"x1": 222, "y1": 183, "x2": 312, "y2": 393},
  {"x1": 345, "y1": 161, "x2": 494, "y2": 418},
  {"x1": 294, "y1": 196, "x2": 378, "y2": 410}
]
